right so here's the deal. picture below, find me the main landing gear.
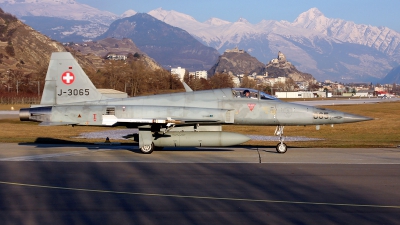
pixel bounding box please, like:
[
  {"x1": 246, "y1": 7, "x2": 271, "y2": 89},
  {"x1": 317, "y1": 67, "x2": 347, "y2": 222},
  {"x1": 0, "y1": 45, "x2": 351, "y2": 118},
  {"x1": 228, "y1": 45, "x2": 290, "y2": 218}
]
[
  {"x1": 275, "y1": 125, "x2": 287, "y2": 153},
  {"x1": 140, "y1": 143, "x2": 154, "y2": 154},
  {"x1": 138, "y1": 125, "x2": 165, "y2": 154},
  {"x1": 138, "y1": 125, "x2": 156, "y2": 154},
  {"x1": 140, "y1": 144, "x2": 164, "y2": 154}
]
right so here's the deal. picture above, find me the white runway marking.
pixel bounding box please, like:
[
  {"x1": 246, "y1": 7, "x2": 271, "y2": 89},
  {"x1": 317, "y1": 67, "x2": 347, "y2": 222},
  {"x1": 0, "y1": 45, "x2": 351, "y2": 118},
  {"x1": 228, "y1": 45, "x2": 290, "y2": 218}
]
[{"x1": 1, "y1": 180, "x2": 399, "y2": 209}]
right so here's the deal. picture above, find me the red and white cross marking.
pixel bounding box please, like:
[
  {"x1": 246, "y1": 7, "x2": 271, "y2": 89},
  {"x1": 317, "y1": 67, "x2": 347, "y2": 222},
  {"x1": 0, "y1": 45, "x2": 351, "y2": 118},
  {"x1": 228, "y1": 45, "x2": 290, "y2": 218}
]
[
  {"x1": 61, "y1": 71, "x2": 75, "y2": 85},
  {"x1": 247, "y1": 103, "x2": 256, "y2": 111}
]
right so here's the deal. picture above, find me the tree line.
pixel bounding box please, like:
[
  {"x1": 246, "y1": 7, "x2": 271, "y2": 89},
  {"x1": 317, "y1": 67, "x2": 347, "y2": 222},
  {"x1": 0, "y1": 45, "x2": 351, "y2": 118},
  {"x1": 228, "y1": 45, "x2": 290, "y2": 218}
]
[
  {"x1": 0, "y1": 56, "x2": 237, "y2": 97},
  {"x1": 0, "y1": 53, "x2": 310, "y2": 97}
]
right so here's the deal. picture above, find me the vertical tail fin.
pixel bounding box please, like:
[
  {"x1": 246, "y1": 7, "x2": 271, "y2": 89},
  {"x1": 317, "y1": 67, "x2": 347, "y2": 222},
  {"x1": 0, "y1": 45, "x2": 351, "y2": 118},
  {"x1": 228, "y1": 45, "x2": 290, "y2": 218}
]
[{"x1": 40, "y1": 52, "x2": 105, "y2": 105}]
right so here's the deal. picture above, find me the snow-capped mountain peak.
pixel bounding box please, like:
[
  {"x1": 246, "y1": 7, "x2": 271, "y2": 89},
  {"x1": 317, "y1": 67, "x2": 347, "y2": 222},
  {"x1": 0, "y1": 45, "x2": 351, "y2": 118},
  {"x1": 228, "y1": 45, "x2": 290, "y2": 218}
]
[
  {"x1": 121, "y1": 9, "x2": 137, "y2": 18},
  {"x1": 1, "y1": 2, "x2": 400, "y2": 82},
  {"x1": 236, "y1": 17, "x2": 249, "y2": 23},
  {"x1": 204, "y1": 17, "x2": 230, "y2": 26},
  {"x1": 144, "y1": 7, "x2": 400, "y2": 81},
  {"x1": 302, "y1": 7, "x2": 324, "y2": 20},
  {"x1": 292, "y1": 7, "x2": 327, "y2": 27},
  {"x1": 148, "y1": 8, "x2": 197, "y2": 23},
  {"x1": 148, "y1": 8, "x2": 168, "y2": 20},
  {"x1": 0, "y1": 0, "x2": 117, "y2": 23}
]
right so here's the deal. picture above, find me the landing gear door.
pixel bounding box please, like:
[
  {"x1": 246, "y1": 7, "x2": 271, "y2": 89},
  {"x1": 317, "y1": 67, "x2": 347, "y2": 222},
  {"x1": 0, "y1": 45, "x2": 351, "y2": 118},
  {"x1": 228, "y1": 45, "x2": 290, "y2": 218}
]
[{"x1": 268, "y1": 104, "x2": 278, "y2": 124}]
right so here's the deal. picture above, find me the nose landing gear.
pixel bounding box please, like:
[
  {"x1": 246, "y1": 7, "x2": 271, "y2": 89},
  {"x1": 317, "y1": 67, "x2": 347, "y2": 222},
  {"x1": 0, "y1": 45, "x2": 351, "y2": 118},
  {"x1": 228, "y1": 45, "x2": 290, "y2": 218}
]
[{"x1": 275, "y1": 125, "x2": 287, "y2": 153}]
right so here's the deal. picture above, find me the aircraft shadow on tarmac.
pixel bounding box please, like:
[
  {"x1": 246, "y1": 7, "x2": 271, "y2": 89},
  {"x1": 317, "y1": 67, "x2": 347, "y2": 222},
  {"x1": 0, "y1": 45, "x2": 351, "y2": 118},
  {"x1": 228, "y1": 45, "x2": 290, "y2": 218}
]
[
  {"x1": 17, "y1": 137, "x2": 247, "y2": 153},
  {"x1": 15, "y1": 137, "x2": 300, "y2": 154}
]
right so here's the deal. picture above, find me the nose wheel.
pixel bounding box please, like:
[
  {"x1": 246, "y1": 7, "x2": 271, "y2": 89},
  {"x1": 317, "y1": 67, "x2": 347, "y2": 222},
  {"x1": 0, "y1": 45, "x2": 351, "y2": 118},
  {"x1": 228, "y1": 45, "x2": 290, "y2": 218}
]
[
  {"x1": 275, "y1": 125, "x2": 287, "y2": 153},
  {"x1": 276, "y1": 142, "x2": 287, "y2": 153}
]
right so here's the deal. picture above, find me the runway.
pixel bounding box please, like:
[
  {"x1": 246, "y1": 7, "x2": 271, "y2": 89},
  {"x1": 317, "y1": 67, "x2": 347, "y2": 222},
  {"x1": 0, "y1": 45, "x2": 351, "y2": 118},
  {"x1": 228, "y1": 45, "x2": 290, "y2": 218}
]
[{"x1": 0, "y1": 144, "x2": 399, "y2": 224}]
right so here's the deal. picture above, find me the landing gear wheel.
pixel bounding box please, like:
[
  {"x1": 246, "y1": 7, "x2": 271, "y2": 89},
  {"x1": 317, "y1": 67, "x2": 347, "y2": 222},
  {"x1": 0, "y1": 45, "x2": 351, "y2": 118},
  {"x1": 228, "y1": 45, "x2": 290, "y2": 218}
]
[
  {"x1": 140, "y1": 143, "x2": 154, "y2": 154},
  {"x1": 276, "y1": 143, "x2": 287, "y2": 153}
]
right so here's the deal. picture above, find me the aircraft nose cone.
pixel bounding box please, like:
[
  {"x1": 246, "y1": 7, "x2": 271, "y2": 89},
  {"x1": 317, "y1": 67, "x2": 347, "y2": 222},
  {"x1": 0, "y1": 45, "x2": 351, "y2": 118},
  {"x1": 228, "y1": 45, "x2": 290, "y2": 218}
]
[{"x1": 342, "y1": 113, "x2": 373, "y2": 123}]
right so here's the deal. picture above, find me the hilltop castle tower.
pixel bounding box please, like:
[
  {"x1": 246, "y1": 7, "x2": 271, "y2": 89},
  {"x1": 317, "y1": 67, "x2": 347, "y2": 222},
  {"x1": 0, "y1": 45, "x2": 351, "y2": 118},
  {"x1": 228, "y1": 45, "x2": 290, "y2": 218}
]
[{"x1": 277, "y1": 51, "x2": 286, "y2": 63}]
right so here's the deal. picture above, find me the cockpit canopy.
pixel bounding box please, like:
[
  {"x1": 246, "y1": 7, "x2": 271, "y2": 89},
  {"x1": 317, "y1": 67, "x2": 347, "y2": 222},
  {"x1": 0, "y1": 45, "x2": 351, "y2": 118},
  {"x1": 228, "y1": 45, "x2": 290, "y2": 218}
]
[{"x1": 232, "y1": 88, "x2": 278, "y2": 100}]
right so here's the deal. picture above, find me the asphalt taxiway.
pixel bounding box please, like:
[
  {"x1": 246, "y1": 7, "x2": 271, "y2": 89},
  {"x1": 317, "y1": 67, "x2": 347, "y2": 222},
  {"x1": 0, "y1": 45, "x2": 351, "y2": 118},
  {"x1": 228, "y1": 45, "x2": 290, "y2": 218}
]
[
  {"x1": 0, "y1": 144, "x2": 399, "y2": 224},
  {"x1": 0, "y1": 143, "x2": 400, "y2": 164}
]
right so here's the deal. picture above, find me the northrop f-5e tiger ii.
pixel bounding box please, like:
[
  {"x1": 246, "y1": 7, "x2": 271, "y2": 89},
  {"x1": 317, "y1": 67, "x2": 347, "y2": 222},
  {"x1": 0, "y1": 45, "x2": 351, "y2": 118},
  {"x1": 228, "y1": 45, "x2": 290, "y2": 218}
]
[{"x1": 20, "y1": 52, "x2": 372, "y2": 154}]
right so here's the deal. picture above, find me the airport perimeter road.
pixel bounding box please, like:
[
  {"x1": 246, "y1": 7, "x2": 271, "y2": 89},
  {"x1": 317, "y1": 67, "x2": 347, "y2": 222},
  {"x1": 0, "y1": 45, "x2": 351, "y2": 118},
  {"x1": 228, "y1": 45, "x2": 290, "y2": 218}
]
[{"x1": 0, "y1": 144, "x2": 399, "y2": 225}]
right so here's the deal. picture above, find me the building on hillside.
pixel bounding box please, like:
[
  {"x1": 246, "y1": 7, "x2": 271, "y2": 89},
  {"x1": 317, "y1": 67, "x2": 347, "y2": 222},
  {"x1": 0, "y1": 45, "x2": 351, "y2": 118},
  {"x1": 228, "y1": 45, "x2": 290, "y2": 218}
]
[
  {"x1": 296, "y1": 81, "x2": 309, "y2": 90},
  {"x1": 171, "y1": 67, "x2": 186, "y2": 81},
  {"x1": 231, "y1": 75, "x2": 240, "y2": 87},
  {"x1": 224, "y1": 47, "x2": 245, "y2": 53},
  {"x1": 264, "y1": 77, "x2": 287, "y2": 86},
  {"x1": 277, "y1": 51, "x2": 286, "y2": 62},
  {"x1": 188, "y1": 71, "x2": 195, "y2": 78},
  {"x1": 195, "y1": 71, "x2": 207, "y2": 79},
  {"x1": 374, "y1": 87, "x2": 386, "y2": 92},
  {"x1": 255, "y1": 75, "x2": 267, "y2": 80},
  {"x1": 106, "y1": 54, "x2": 127, "y2": 60}
]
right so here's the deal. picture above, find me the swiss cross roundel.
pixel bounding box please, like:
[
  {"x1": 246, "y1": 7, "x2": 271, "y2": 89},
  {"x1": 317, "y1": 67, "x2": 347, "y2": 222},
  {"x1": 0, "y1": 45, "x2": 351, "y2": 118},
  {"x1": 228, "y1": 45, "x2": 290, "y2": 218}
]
[{"x1": 61, "y1": 71, "x2": 75, "y2": 85}]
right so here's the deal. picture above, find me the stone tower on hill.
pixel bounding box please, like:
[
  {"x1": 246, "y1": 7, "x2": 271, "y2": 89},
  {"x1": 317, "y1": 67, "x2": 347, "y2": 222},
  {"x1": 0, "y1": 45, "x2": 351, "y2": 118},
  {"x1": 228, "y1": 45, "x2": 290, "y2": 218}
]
[{"x1": 277, "y1": 51, "x2": 286, "y2": 63}]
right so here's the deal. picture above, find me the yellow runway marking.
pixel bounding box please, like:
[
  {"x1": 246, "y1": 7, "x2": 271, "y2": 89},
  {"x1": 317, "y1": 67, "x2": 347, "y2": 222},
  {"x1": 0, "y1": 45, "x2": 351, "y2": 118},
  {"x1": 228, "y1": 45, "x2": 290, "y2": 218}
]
[{"x1": 1, "y1": 181, "x2": 400, "y2": 209}]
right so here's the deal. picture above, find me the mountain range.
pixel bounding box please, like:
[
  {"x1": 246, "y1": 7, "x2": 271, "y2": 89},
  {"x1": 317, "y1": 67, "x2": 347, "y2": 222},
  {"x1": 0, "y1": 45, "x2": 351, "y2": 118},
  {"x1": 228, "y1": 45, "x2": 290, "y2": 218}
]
[
  {"x1": 70, "y1": 37, "x2": 163, "y2": 71},
  {"x1": 98, "y1": 13, "x2": 220, "y2": 71},
  {"x1": 381, "y1": 65, "x2": 400, "y2": 84},
  {"x1": 1, "y1": 0, "x2": 400, "y2": 82},
  {"x1": 0, "y1": 8, "x2": 97, "y2": 82},
  {"x1": 0, "y1": 0, "x2": 120, "y2": 42},
  {"x1": 148, "y1": 8, "x2": 400, "y2": 82}
]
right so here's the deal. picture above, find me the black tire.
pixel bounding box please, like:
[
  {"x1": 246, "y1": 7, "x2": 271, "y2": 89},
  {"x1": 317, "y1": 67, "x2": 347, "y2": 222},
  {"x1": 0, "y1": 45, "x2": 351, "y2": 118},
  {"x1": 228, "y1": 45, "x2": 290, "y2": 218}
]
[
  {"x1": 276, "y1": 143, "x2": 287, "y2": 153},
  {"x1": 140, "y1": 143, "x2": 154, "y2": 154}
]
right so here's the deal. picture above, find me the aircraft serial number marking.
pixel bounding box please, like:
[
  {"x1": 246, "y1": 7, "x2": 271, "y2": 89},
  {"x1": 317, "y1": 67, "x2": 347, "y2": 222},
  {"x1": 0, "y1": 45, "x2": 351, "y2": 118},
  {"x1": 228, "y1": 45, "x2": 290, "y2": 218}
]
[
  {"x1": 58, "y1": 89, "x2": 89, "y2": 96},
  {"x1": 313, "y1": 112, "x2": 329, "y2": 119}
]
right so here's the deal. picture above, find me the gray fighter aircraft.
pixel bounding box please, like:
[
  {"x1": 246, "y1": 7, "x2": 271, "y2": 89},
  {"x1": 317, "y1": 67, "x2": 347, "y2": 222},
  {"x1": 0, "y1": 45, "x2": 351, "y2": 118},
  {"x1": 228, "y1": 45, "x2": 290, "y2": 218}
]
[{"x1": 20, "y1": 52, "x2": 372, "y2": 154}]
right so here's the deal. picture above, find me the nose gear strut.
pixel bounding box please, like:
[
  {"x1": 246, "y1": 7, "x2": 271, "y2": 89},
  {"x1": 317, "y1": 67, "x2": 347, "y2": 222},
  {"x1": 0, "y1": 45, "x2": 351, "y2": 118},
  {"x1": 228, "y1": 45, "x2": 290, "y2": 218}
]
[{"x1": 275, "y1": 125, "x2": 287, "y2": 153}]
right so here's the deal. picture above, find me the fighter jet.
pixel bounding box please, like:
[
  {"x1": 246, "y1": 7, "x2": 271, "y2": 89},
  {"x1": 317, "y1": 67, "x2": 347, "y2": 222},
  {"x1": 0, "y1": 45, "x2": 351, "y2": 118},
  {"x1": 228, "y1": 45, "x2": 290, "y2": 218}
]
[{"x1": 20, "y1": 52, "x2": 372, "y2": 154}]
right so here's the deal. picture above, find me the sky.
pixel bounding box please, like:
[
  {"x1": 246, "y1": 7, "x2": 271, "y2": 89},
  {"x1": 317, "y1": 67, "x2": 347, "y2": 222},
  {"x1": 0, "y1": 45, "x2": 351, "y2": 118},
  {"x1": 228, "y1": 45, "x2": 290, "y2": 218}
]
[{"x1": 78, "y1": 0, "x2": 400, "y2": 32}]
